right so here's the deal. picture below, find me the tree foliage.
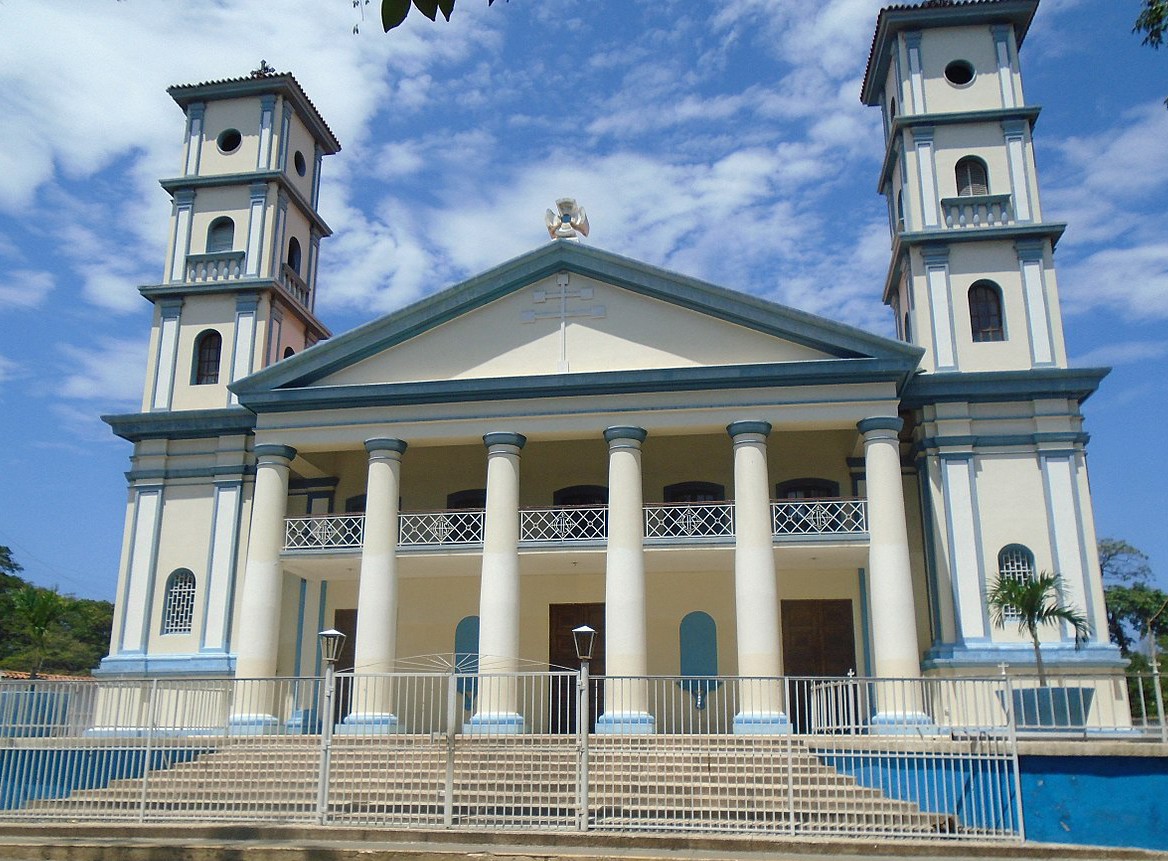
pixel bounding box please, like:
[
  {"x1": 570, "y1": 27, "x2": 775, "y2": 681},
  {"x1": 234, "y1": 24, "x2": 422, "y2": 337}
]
[
  {"x1": 363, "y1": 0, "x2": 505, "y2": 33},
  {"x1": 1135, "y1": 0, "x2": 1168, "y2": 49},
  {"x1": 987, "y1": 571, "x2": 1090, "y2": 685},
  {"x1": 0, "y1": 547, "x2": 113, "y2": 677},
  {"x1": 1100, "y1": 537, "x2": 1167, "y2": 656}
]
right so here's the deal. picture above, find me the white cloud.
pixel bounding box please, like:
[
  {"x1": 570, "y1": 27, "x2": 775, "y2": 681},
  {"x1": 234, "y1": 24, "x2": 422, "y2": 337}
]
[
  {"x1": 57, "y1": 337, "x2": 148, "y2": 405},
  {"x1": 1059, "y1": 243, "x2": 1168, "y2": 321},
  {"x1": 0, "y1": 270, "x2": 54, "y2": 310},
  {"x1": 1072, "y1": 340, "x2": 1168, "y2": 367},
  {"x1": 0, "y1": 353, "x2": 17, "y2": 384}
]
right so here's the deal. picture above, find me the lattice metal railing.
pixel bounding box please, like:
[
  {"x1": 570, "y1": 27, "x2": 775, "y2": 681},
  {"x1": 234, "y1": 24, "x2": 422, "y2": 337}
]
[
  {"x1": 285, "y1": 515, "x2": 364, "y2": 550},
  {"x1": 520, "y1": 506, "x2": 608, "y2": 543},
  {"x1": 771, "y1": 498, "x2": 867, "y2": 536},
  {"x1": 399, "y1": 511, "x2": 485, "y2": 546},
  {"x1": 644, "y1": 502, "x2": 734, "y2": 540}
]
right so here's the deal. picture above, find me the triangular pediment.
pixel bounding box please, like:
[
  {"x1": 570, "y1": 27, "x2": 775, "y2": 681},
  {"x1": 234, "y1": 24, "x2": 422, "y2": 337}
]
[{"x1": 234, "y1": 241, "x2": 922, "y2": 403}]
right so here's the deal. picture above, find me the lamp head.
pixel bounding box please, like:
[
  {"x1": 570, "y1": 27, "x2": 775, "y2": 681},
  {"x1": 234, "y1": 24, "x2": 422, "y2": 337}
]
[
  {"x1": 317, "y1": 628, "x2": 346, "y2": 664},
  {"x1": 571, "y1": 624, "x2": 596, "y2": 662}
]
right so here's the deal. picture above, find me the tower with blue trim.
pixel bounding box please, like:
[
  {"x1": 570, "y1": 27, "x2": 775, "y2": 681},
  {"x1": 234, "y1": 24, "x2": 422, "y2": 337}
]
[{"x1": 862, "y1": 0, "x2": 1121, "y2": 675}]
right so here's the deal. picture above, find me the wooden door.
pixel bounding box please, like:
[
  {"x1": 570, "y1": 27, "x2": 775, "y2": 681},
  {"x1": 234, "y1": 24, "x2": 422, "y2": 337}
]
[
  {"x1": 548, "y1": 602, "x2": 605, "y2": 733},
  {"x1": 332, "y1": 608, "x2": 358, "y2": 724},
  {"x1": 781, "y1": 599, "x2": 857, "y2": 732}
]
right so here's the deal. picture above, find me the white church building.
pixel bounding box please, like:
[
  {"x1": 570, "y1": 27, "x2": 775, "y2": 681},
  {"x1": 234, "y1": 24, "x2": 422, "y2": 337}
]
[{"x1": 97, "y1": 0, "x2": 1123, "y2": 733}]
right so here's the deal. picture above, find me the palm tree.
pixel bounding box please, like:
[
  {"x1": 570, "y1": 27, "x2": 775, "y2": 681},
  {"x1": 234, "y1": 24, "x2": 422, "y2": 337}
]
[
  {"x1": 987, "y1": 571, "x2": 1091, "y2": 686},
  {"x1": 10, "y1": 585, "x2": 67, "y2": 679}
]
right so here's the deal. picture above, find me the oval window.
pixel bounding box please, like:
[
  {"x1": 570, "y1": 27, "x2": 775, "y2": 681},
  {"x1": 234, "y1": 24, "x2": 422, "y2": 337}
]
[
  {"x1": 216, "y1": 128, "x2": 242, "y2": 153},
  {"x1": 944, "y1": 60, "x2": 975, "y2": 87},
  {"x1": 294, "y1": 150, "x2": 307, "y2": 177}
]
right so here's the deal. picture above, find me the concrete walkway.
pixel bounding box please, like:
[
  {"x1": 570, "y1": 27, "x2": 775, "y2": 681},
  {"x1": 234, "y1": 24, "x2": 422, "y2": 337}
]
[{"x1": 0, "y1": 825, "x2": 1162, "y2": 861}]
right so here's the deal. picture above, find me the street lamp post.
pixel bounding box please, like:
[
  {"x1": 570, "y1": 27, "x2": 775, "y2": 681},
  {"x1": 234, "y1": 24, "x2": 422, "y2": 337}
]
[
  {"x1": 316, "y1": 628, "x2": 346, "y2": 824},
  {"x1": 572, "y1": 624, "x2": 596, "y2": 832}
]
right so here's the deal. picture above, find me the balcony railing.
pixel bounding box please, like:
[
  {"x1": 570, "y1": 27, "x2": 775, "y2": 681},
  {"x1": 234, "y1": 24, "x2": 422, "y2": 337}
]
[
  {"x1": 284, "y1": 499, "x2": 868, "y2": 551},
  {"x1": 941, "y1": 193, "x2": 1013, "y2": 229},
  {"x1": 184, "y1": 251, "x2": 245, "y2": 282},
  {"x1": 278, "y1": 263, "x2": 310, "y2": 307}
]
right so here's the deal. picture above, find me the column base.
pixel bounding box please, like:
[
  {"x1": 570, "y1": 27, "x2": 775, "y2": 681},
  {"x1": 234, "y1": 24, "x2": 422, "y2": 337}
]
[
  {"x1": 733, "y1": 712, "x2": 791, "y2": 735},
  {"x1": 227, "y1": 714, "x2": 281, "y2": 736},
  {"x1": 594, "y1": 712, "x2": 656, "y2": 734},
  {"x1": 336, "y1": 713, "x2": 401, "y2": 735},
  {"x1": 463, "y1": 712, "x2": 525, "y2": 735},
  {"x1": 868, "y1": 711, "x2": 939, "y2": 735},
  {"x1": 284, "y1": 708, "x2": 321, "y2": 735}
]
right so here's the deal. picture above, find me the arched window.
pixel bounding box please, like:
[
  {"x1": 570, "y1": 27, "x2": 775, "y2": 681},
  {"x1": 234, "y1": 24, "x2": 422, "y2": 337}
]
[
  {"x1": 679, "y1": 611, "x2": 720, "y2": 710},
  {"x1": 969, "y1": 281, "x2": 1005, "y2": 342},
  {"x1": 776, "y1": 478, "x2": 840, "y2": 499},
  {"x1": 282, "y1": 346, "x2": 296, "y2": 359},
  {"x1": 161, "y1": 569, "x2": 196, "y2": 635},
  {"x1": 904, "y1": 312, "x2": 913, "y2": 344},
  {"x1": 206, "y1": 217, "x2": 234, "y2": 253},
  {"x1": 660, "y1": 482, "x2": 730, "y2": 537},
  {"x1": 895, "y1": 189, "x2": 905, "y2": 231},
  {"x1": 287, "y1": 237, "x2": 302, "y2": 275},
  {"x1": 454, "y1": 615, "x2": 480, "y2": 709},
  {"x1": 955, "y1": 156, "x2": 989, "y2": 196},
  {"x1": 889, "y1": 97, "x2": 897, "y2": 120},
  {"x1": 998, "y1": 545, "x2": 1036, "y2": 620},
  {"x1": 193, "y1": 330, "x2": 222, "y2": 385}
]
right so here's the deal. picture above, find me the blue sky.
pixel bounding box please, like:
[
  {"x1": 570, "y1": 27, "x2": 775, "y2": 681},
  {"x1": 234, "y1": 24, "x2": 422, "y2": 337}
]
[{"x1": 0, "y1": 0, "x2": 1165, "y2": 601}]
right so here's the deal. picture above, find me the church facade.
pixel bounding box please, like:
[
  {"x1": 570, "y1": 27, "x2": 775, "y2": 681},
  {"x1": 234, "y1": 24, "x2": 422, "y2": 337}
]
[{"x1": 98, "y1": 0, "x2": 1123, "y2": 732}]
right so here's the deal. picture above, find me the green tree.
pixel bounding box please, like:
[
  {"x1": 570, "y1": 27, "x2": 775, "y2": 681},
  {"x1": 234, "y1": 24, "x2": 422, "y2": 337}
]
[
  {"x1": 367, "y1": 0, "x2": 504, "y2": 32},
  {"x1": 1100, "y1": 537, "x2": 1167, "y2": 655},
  {"x1": 8, "y1": 585, "x2": 68, "y2": 679},
  {"x1": 1135, "y1": 0, "x2": 1167, "y2": 48},
  {"x1": 987, "y1": 571, "x2": 1091, "y2": 685}
]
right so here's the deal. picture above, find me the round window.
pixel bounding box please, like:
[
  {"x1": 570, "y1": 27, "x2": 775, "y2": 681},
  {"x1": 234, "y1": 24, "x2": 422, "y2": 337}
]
[
  {"x1": 944, "y1": 60, "x2": 975, "y2": 87},
  {"x1": 294, "y1": 150, "x2": 307, "y2": 177},
  {"x1": 216, "y1": 128, "x2": 242, "y2": 153}
]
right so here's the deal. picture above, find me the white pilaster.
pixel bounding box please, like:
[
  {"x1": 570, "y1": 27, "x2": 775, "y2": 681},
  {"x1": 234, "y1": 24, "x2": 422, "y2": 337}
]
[
  {"x1": 168, "y1": 189, "x2": 195, "y2": 283},
  {"x1": 244, "y1": 182, "x2": 268, "y2": 278},
  {"x1": 597, "y1": 426, "x2": 653, "y2": 734},
  {"x1": 119, "y1": 486, "x2": 163, "y2": 654},
  {"x1": 257, "y1": 95, "x2": 276, "y2": 171},
  {"x1": 859, "y1": 417, "x2": 928, "y2": 729},
  {"x1": 341, "y1": 438, "x2": 407, "y2": 734},
  {"x1": 991, "y1": 25, "x2": 1017, "y2": 109},
  {"x1": 228, "y1": 295, "x2": 258, "y2": 406},
  {"x1": 468, "y1": 432, "x2": 526, "y2": 733},
  {"x1": 1017, "y1": 240, "x2": 1054, "y2": 366},
  {"x1": 231, "y1": 444, "x2": 295, "y2": 732},
  {"x1": 1040, "y1": 452, "x2": 1097, "y2": 639},
  {"x1": 905, "y1": 31, "x2": 926, "y2": 114},
  {"x1": 183, "y1": 103, "x2": 205, "y2": 176},
  {"x1": 727, "y1": 421, "x2": 788, "y2": 734},
  {"x1": 150, "y1": 300, "x2": 183, "y2": 411},
  {"x1": 200, "y1": 480, "x2": 243, "y2": 654},
  {"x1": 939, "y1": 453, "x2": 988, "y2": 642},
  {"x1": 922, "y1": 245, "x2": 957, "y2": 371},
  {"x1": 912, "y1": 126, "x2": 940, "y2": 228},
  {"x1": 1002, "y1": 119, "x2": 1032, "y2": 222}
]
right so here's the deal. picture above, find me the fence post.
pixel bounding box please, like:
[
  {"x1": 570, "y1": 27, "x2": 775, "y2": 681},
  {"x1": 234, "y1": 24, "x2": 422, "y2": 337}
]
[
  {"x1": 1151, "y1": 658, "x2": 1167, "y2": 744},
  {"x1": 138, "y1": 678, "x2": 158, "y2": 824},
  {"x1": 444, "y1": 671, "x2": 457, "y2": 827},
  {"x1": 316, "y1": 670, "x2": 336, "y2": 824},
  {"x1": 577, "y1": 664, "x2": 590, "y2": 832},
  {"x1": 1001, "y1": 672, "x2": 1026, "y2": 841}
]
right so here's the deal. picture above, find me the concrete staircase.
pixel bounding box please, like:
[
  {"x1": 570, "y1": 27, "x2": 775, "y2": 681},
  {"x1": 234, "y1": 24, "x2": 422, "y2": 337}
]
[{"x1": 26, "y1": 734, "x2": 955, "y2": 835}]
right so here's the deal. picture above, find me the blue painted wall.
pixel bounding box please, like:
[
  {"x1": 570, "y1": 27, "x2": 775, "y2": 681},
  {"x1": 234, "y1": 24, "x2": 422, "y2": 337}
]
[{"x1": 1019, "y1": 755, "x2": 1168, "y2": 851}]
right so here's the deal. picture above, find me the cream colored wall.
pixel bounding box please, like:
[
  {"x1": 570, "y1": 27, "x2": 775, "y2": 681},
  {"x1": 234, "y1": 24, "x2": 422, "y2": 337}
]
[
  {"x1": 322, "y1": 274, "x2": 835, "y2": 387},
  {"x1": 918, "y1": 27, "x2": 1008, "y2": 113},
  {"x1": 282, "y1": 113, "x2": 316, "y2": 203},
  {"x1": 140, "y1": 306, "x2": 164, "y2": 411},
  {"x1": 189, "y1": 187, "x2": 251, "y2": 254},
  {"x1": 933, "y1": 124, "x2": 1012, "y2": 198},
  {"x1": 143, "y1": 482, "x2": 214, "y2": 656},
  {"x1": 281, "y1": 207, "x2": 312, "y2": 280},
  {"x1": 169, "y1": 295, "x2": 238, "y2": 410},
  {"x1": 198, "y1": 99, "x2": 262, "y2": 176}
]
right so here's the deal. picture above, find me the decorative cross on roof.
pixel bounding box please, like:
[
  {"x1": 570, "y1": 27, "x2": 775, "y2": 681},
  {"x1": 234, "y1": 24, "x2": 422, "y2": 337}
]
[{"x1": 545, "y1": 198, "x2": 590, "y2": 240}]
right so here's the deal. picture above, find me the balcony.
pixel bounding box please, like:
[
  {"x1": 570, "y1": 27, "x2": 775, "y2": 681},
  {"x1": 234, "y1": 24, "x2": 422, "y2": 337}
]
[
  {"x1": 284, "y1": 499, "x2": 868, "y2": 552},
  {"x1": 184, "y1": 251, "x2": 245, "y2": 283},
  {"x1": 278, "y1": 263, "x2": 310, "y2": 307},
  {"x1": 940, "y1": 194, "x2": 1013, "y2": 229}
]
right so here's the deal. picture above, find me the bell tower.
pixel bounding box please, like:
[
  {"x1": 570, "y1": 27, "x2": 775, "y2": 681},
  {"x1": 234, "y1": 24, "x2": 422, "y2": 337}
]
[
  {"x1": 862, "y1": 0, "x2": 1067, "y2": 374},
  {"x1": 140, "y1": 65, "x2": 339, "y2": 413}
]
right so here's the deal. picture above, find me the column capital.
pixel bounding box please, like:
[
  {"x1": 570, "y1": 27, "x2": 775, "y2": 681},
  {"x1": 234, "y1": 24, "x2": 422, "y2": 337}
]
[
  {"x1": 603, "y1": 425, "x2": 647, "y2": 445},
  {"x1": 253, "y1": 443, "x2": 297, "y2": 463},
  {"x1": 858, "y1": 416, "x2": 903, "y2": 437},
  {"x1": 726, "y1": 420, "x2": 772, "y2": 439},
  {"x1": 483, "y1": 431, "x2": 527, "y2": 450},
  {"x1": 365, "y1": 438, "x2": 408, "y2": 456}
]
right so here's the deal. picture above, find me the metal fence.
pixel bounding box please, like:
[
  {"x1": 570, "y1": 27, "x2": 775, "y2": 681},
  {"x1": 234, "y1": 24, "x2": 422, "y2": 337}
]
[{"x1": 0, "y1": 670, "x2": 1162, "y2": 837}]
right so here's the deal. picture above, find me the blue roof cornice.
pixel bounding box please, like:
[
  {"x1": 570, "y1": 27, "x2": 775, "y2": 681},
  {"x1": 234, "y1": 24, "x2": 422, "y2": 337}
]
[
  {"x1": 160, "y1": 171, "x2": 332, "y2": 236},
  {"x1": 138, "y1": 281, "x2": 331, "y2": 340},
  {"x1": 901, "y1": 367, "x2": 1109, "y2": 408},
  {"x1": 233, "y1": 241, "x2": 924, "y2": 397},
  {"x1": 103, "y1": 408, "x2": 257, "y2": 443},
  {"x1": 236, "y1": 358, "x2": 916, "y2": 414}
]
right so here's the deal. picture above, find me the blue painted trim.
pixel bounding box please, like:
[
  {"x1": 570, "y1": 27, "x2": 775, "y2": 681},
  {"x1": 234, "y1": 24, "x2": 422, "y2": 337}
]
[
  {"x1": 462, "y1": 712, "x2": 525, "y2": 734},
  {"x1": 857, "y1": 568, "x2": 873, "y2": 676},
  {"x1": 918, "y1": 432, "x2": 1087, "y2": 452},
  {"x1": 293, "y1": 578, "x2": 306, "y2": 678},
  {"x1": 232, "y1": 241, "x2": 922, "y2": 394},
  {"x1": 93, "y1": 653, "x2": 237, "y2": 676},
  {"x1": 922, "y1": 642, "x2": 1124, "y2": 670},
  {"x1": 235, "y1": 295, "x2": 260, "y2": 313},
  {"x1": 277, "y1": 104, "x2": 292, "y2": 172},
  {"x1": 254, "y1": 443, "x2": 296, "y2": 461},
  {"x1": 603, "y1": 425, "x2": 647, "y2": 444},
  {"x1": 315, "y1": 581, "x2": 327, "y2": 676},
  {"x1": 862, "y1": 4, "x2": 1038, "y2": 104},
  {"x1": 732, "y1": 713, "x2": 791, "y2": 735},
  {"x1": 915, "y1": 455, "x2": 943, "y2": 645},
  {"x1": 364, "y1": 438, "x2": 408, "y2": 455},
  {"x1": 237, "y1": 359, "x2": 917, "y2": 414},
  {"x1": 336, "y1": 714, "x2": 401, "y2": 734},
  {"x1": 159, "y1": 299, "x2": 184, "y2": 317},
  {"x1": 726, "y1": 420, "x2": 772, "y2": 438},
  {"x1": 595, "y1": 712, "x2": 657, "y2": 734},
  {"x1": 857, "y1": 416, "x2": 902, "y2": 434},
  {"x1": 168, "y1": 74, "x2": 341, "y2": 153},
  {"x1": 483, "y1": 432, "x2": 526, "y2": 449},
  {"x1": 900, "y1": 368, "x2": 1108, "y2": 408},
  {"x1": 126, "y1": 466, "x2": 254, "y2": 482}
]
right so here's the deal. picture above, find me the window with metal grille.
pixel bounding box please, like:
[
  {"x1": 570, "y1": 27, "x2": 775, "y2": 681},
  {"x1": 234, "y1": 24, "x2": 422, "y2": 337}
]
[
  {"x1": 969, "y1": 281, "x2": 1005, "y2": 342},
  {"x1": 161, "y1": 569, "x2": 196, "y2": 635},
  {"x1": 955, "y1": 156, "x2": 989, "y2": 196},
  {"x1": 998, "y1": 545, "x2": 1035, "y2": 620},
  {"x1": 193, "y1": 330, "x2": 222, "y2": 385}
]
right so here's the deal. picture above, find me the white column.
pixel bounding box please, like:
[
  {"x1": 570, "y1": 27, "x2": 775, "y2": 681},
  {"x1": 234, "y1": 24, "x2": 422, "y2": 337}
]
[
  {"x1": 727, "y1": 421, "x2": 788, "y2": 734},
  {"x1": 597, "y1": 426, "x2": 653, "y2": 733},
  {"x1": 231, "y1": 443, "x2": 295, "y2": 733},
  {"x1": 183, "y1": 102, "x2": 205, "y2": 176},
  {"x1": 467, "y1": 432, "x2": 526, "y2": 733},
  {"x1": 859, "y1": 418, "x2": 929, "y2": 729},
  {"x1": 905, "y1": 31, "x2": 926, "y2": 113},
  {"x1": 341, "y1": 438, "x2": 407, "y2": 734}
]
